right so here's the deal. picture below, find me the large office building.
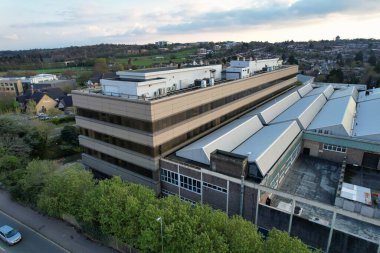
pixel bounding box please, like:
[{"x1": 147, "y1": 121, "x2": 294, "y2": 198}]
[
  {"x1": 72, "y1": 64, "x2": 298, "y2": 192},
  {"x1": 0, "y1": 78, "x2": 24, "y2": 97}
]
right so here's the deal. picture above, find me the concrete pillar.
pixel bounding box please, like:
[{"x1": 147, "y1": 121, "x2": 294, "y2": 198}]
[{"x1": 326, "y1": 212, "x2": 337, "y2": 253}]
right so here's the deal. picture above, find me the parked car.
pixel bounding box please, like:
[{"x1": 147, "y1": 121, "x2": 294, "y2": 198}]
[{"x1": 0, "y1": 225, "x2": 22, "y2": 245}]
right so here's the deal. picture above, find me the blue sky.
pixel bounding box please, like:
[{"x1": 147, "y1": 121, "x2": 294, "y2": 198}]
[{"x1": 1, "y1": 0, "x2": 380, "y2": 50}]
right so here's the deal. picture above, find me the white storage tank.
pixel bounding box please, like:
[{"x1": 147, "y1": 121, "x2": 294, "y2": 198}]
[
  {"x1": 201, "y1": 79, "x2": 207, "y2": 88},
  {"x1": 209, "y1": 78, "x2": 215, "y2": 86}
]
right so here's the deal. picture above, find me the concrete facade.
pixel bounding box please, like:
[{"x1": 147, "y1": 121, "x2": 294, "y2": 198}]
[
  {"x1": 0, "y1": 78, "x2": 23, "y2": 97},
  {"x1": 73, "y1": 66, "x2": 298, "y2": 190}
]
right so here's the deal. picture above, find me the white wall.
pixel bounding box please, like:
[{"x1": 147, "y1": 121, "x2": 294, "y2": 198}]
[
  {"x1": 102, "y1": 65, "x2": 222, "y2": 98},
  {"x1": 225, "y1": 67, "x2": 250, "y2": 80}
]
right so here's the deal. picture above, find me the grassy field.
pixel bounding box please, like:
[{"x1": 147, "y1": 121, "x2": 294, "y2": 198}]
[
  {"x1": 0, "y1": 66, "x2": 93, "y2": 77},
  {"x1": 115, "y1": 48, "x2": 197, "y2": 68},
  {"x1": 0, "y1": 47, "x2": 198, "y2": 76}
]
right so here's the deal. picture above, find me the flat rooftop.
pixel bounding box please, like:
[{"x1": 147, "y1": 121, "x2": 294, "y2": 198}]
[{"x1": 275, "y1": 155, "x2": 341, "y2": 205}]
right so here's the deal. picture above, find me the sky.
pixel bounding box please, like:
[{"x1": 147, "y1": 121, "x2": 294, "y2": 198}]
[{"x1": 1, "y1": 0, "x2": 380, "y2": 50}]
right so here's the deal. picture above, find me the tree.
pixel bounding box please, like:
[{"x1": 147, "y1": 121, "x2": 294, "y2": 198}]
[
  {"x1": 288, "y1": 55, "x2": 298, "y2": 65},
  {"x1": 26, "y1": 100, "x2": 37, "y2": 115},
  {"x1": 226, "y1": 216, "x2": 263, "y2": 253},
  {"x1": 263, "y1": 229, "x2": 317, "y2": 253},
  {"x1": 375, "y1": 64, "x2": 380, "y2": 74},
  {"x1": 94, "y1": 58, "x2": 108, "y2": 74},
  {"x1": 326, "y1": 69, "x2": 344, "y2": 83},
  {"x1": 354, "y1": 51, "x2": 363, "y2": 63},
  {"x1": 16, "y1": 160, "x2": 58, "y2": 204},
  {"x1": 368, "y1": 51, "x2": 377, "y2": 66},
  {"x1": 37, "y1": 164, "x2": 95, "y2": 217},
  {"x1": 60, "y1": 125, "x2": 79, "y2": 146},
  {"x1": 0, "y1": 154, "x2": 21, "y2": 175},
  {"x1": 47, "y1": 107, "x2": 62, "y2": 117}
]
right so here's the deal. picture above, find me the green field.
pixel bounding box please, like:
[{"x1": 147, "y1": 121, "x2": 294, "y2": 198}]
[
  {"x1": 0, "y1": 66, "x2": 93, "y2": 77},
  {"x1": 115, "y1": 48, "x2": 197, "y2": 68},
  {"x1": 0, "y1": 47, "x2": 198, "y2": 76}
]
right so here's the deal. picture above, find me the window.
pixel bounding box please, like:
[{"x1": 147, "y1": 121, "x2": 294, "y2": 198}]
[
  {"x1": 324, "y1": 130, "x2": 329, "y2": 134},
  {"x1": 161, "y1": 168, "x2": 178, "y2": 185},
  {"x1": 180, "y1": 175, "x2": 201, "y2": 194},
  {"x1": 323, "y1": 143, "x2": 346, "y2": 153},
  {"x1": 203, "y1": 182, "x2": 227, "y2": 193}
]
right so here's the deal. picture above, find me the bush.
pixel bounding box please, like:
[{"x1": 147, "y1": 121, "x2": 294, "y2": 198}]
[{"x1": 49, "y1": 116, "x2": 75, "y2": 125}]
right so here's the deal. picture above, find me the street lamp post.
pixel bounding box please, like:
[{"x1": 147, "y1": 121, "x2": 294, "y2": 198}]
[{"x1": 156, "y1": 217, "x2": 164, "y2": 253}]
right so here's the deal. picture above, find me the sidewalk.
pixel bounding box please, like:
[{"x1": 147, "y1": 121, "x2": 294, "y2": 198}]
[{"x1": 0, "y1": 189, "x2": 118, "y2": 253}]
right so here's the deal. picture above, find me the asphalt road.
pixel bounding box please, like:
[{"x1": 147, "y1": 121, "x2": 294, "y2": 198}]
[{"x1": 0, "y1": 210, "x2": 68, "y2": 253}]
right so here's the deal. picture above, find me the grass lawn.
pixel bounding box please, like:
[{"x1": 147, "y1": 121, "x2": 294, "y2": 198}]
[{"x1": 115, "y1": 48, "x2": 197, "y2": 68}]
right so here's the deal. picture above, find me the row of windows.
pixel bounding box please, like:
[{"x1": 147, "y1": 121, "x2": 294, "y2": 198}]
[
  {"x1": 0, "y1": 87, "x2": 15, "y2": 91},
  {"x1": 160, "y1": 169, "x2": 178, "y2": 185},
  {"x1": 0, "y1": 83, "x2": 17, "y2": 87},
  {"x1": 203, "y1": 182, "x2": 227, "y2": 193},
  {"x1": 161, "y1": 169, "x2": 201, "y2": 194},
  {"x1": 180, "y1": 175, "x2": 201, "y2": 193},
  {"x1": 83, "y1": 147, "x2": 154, "y2": 179},
  {"x1": 323, "y1": 144, "x2": 347, "y2": 153},
  {"x1": 80, "y1": 128, "x2": 157, "y2": 156},
  {"x1": 161, "y1": 169, "x2": 229, "y2": 195},
  {"x1": 77, "y1": 73, "x2": 296, "y2": 133}
]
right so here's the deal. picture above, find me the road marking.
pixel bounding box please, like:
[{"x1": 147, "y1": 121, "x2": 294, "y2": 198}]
[
  {"x1": 0, "y1": 209, "x2": 70, "y2": 253},
  {"x1": 0, "y1": 246, "x2": 5, "y2": 252}
]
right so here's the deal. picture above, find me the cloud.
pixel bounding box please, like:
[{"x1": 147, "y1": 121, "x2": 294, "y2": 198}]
[
  {"x1": 2, "y1": 34, "x2": 19, "y2": 40},
  {"x1": 157, "y1": 0, "x2": 380, "y2": 35}
]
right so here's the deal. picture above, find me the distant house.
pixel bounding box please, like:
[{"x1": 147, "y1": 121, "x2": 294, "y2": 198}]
[{"x1": 17, "y1": 88, "x2": 69, "y2": 113}]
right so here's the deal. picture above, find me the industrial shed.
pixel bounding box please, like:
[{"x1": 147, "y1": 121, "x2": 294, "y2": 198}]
[
  {"x1": 232, "y1": 121, "x2": 301, "y2": 179},
  {"x1": 297, "y1": 83, "x2": 313, "y2": 97},
  {"x1": 329, "y1": 86, "x2": 358, "y2": 101},
  {"x1": 352, "y1": 98, "x2": 380, "y2": 142},
  {"x1": 307, "y1": 96, "x2": 356, "y2": 136},
  {"x1": 270, "y1": 94, "x2": 327, "y2": 130},
  {"x1": 176, "y1": 115, "x2": 263, "y2": 165},
  {"x1": 304, "y1": 84, "x2": 334, "y2": 99}
]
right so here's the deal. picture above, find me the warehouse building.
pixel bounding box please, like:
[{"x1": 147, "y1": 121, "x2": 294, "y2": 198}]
[{"x1": 162, "y1": 82, "x2": 380, "y2": 253}]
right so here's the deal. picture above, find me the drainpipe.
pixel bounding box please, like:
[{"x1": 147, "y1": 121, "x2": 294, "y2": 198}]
[{"x1": 239, "y1": 175, "x2": 245, "y2": 216}]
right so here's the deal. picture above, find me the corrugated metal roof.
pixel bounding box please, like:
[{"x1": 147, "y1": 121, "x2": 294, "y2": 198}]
[
  {"x1": 357, "y1": 88, "x2": 380, "y2": 102},
  {"x1": 308, "y1": 96, "x2": 356, "y2": 136},
  {"x1": 232, "y1": 121, "x2": 301, "y2": 177},
  {"x1": 176, "y1": 115, "x2": 263, "y2": 165},
  {"x1": 297, "y1": 83, "x2": 313, "y2": 97},
  {"x1": 304, "y1": 85, "x2": 334, "y2": 99},
  {"x1": 353, "y1": 99, "x2": 380, "y2": 142},
  {"x1": 241, "y1": 87, "x2": 300, "y2": 119},
  {"x1": 258, "y1": 92, "x2": 301, "y2": 124},
  {"x1": 271, "y1": 94, "x2": 327, "y2": 129},
  {"x1": 329, "y1": 86, "x2": 358, "y2": 101}
]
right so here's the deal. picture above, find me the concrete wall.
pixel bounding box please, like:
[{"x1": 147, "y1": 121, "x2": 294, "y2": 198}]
[
  {"x1": 82, "y1": 154, "x2": 160, "y2": 193},
  {"x1": 346, "y1": 148, "x2": 364, "y2": 166},
  {"x1": 79, "y1": 136, "x2": 158, "y2": 171},
  {"x1": 303, "y1": 139, "x2": 365, "y2": 165}
]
